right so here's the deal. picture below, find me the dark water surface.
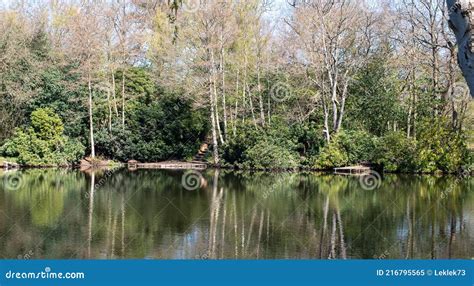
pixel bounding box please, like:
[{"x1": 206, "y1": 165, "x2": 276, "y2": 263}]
[{"x1": 0, "y1": 169, "x2": 472, "y2": 259}]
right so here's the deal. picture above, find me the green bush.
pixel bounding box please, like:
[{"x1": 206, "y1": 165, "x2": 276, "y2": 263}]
[
  {"x1": 241, "y1": 141, "x2": 299, "y2": 170},
  {"x1": 374, "y1": 132, "x2": 416, "y2": 172},
  {"x1": 94, "y1": 93, "x2": 209, "y2": 162},
  {"x1": 222, "y1": 117, "x2": 300, "y2": 169},
  {"x1": 222, "y1": 122, "x2": 266, "y2": 165},
  {"x1": 312, "y1": 141, "x2": 349, "y2": 169},
  {"x1": 415, "y1": 119, "x2": 469, "y2": 173},
  {"x1": 1, "y1": 108, "x2": 85, "y2": 166},
  {"x1": 311, "y1": 130, "x2": 376, "y2": 169}
]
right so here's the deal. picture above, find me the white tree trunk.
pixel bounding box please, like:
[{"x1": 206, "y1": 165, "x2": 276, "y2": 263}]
[
  {"x1": 88, "y1": 73, "x2": 96, "y2": 158},
  {"x1": 447, "y1": 0, "x2": 474, "y2": 97}
]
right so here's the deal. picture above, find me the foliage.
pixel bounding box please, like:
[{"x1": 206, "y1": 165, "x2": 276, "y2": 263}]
[
  {"x1": 374, "y1": 132, "x2": 417, "y2": 172},
  {"x1": 222, "y1": 117, "x2": 299, "y2": 169},
  {"x1": 0, "y1": 2, "x2": 472, "y2": 174},
  {"x1": 95, "y1": 92, "x2": 209, "y2": 162},
  {"x1": 1, "y1": 108, "x2": 85, "y2": 166},
  {"x1": 312, "y1": 130, "x2": 376, "y2": 169},
  {"x1": 414, "y1": 119, "x2": 470, "y2": 173},
  {"x1": 27, "y1": 66, "x2": 88, "y2": 141},
  {"x1": 242, "y1": 141, "x2": 300, "y2": 170},
  {"x1": 312, "y1": 141, "x2": 349, "y2": 169},
  {"x1": 221, "y1": 122, "x2": 265, "y2": 166},
  {"x1": 346, "y1": 55, "x2": 402, "y2": 136}
]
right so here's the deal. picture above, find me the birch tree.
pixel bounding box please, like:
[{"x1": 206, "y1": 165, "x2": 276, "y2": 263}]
[
  {"x1": 287, "y1": 0, "x2": 374, "y2": 143},
  {"x1": 60, "y1": 1, "x2": 105, "y2": 158}
]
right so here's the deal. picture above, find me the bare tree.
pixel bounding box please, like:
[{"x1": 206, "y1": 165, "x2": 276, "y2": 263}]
[
  {"x1": 287, "y1": 0, "x2": 374, "y2": 142},
  {"x1": 60, "y1": 1, "x2": 106, "y2": 158}
]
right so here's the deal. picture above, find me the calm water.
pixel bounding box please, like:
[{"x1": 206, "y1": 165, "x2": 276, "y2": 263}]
[{"x1": 0, "y1": 169, "x2": 472, "y2": 259}]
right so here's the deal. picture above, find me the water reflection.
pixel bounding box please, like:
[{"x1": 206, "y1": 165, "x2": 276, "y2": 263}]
[{"x1": 0, "y1": 169, "x2": 472, "y2": 259}]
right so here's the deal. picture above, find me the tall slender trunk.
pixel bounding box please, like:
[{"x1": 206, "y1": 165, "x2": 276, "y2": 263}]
[
  {"x1": 209, "y1": 63, "x2": 220, "y2": 165},
  {"x1": 232, "y1": 70, "x2": 240, "y2": 137},
  {"x1": 106, "y1": 78, "x2": 112, "y2": 132},
  {"x1": 211, "y1": 51, "x2": 224, "y2": 144},
  {"x1": 247, "y1": 84, "x2": 257, "y2": 128},
  {"x1": 322, "y1": 93, "x2": 331, "y2": 143},
  {"x1": 407, "y1": 80, "x2": 413, "y2": 138},
  {"x1": 88, "y1": 72, "x2": 95, "y2": 158},
  {"x1": 112, "y1": 72, "x2": 119, "y2": 116},
  {"x1": 242, "y1": 77, "x2": 246, "y2": 124},
  {"x1": 121, "y1": 70, "x2": 126, "y2": 129},
  {"x1": 267, "y1": 90, "x2": 271, "y2": 125},
  {"x1": 221, "y1": 44, "x2": 228, "y2": 140},
  {"x1": 244, "y1": 54, "x2": 257, "y2": 128},
  {"x1": 331, "y1": 79, "x2": 339, "y2": 131},
  {"x1": 336, "y1": 105, "x2": 345, "y2": 132},
  {"x1": 257, "y1": 61, "x2": 265, "y2": 126}
]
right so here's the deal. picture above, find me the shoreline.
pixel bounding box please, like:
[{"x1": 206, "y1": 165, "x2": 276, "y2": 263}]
[{"x1": 1, "y1": 163, "x2": 472, "y2": 177}]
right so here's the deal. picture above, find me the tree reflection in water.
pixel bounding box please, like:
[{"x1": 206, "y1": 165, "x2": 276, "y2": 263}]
[{"x1": 0, "y1": 169, "x2": 472, "y2": 259}]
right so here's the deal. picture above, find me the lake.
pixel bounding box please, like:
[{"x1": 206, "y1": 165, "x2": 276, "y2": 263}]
[{"x1": 0, "y1": 169, "x2": 472, "y2": 259}]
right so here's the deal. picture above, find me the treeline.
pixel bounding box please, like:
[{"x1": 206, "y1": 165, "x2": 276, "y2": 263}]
[{"x1": 0, "y1": 0, "x2": 472, "y2": 173}]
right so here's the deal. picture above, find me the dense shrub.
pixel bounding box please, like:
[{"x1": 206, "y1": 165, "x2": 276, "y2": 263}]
[
  {"x1": 94, "y1": 93, "x2": 209, "y2": 162},
  {"x1": 241, "y1": 141, "x2": 299, "y2": 170},
  {"x1": 374, "y1": 132, "x2": 416, "y2": 172},
  {"x1": 291, "y1": 123, "x2": 326, "y2": 159},
  {"x1": 311, "y1": 130, "x2": 376, "y2": 169},
  {"x1": 312, "y1": 141, "x2": 349, "y2": 169},
  {"x1": 1, "y1": 108, "x2": 85, "y2": 166},
  {"x1": 222, "y1": 122, "x2": 266, "y2": 165},
  {"x1": 222, "y1": 117, "x2": 299, "y2": 169},
  {"x1": 414, "y1": 119, "x2": 469, "y2": 173}
]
